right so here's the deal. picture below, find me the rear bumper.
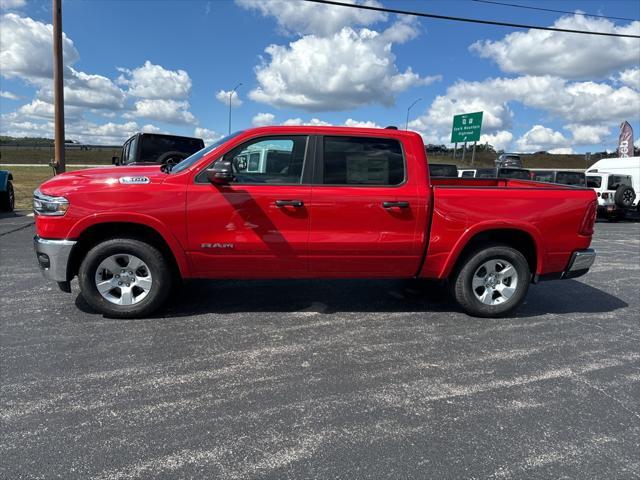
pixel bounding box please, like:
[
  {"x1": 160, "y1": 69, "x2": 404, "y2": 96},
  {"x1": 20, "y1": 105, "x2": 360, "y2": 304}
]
[
  {"x1": 33, "y1": 236, "x2": 76, "y2": 282},
  {"x1": 535, "y1": 248, "x2": 596, "y2": 282}
]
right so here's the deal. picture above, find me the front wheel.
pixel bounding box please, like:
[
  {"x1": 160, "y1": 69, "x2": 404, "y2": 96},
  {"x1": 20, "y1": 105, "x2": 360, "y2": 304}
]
[
  {"x1": 78, "y1": 238, "x2": 172, "y2": 318},
  {"x1": 452, "y1": 245, "x2": 530, "y2": 318},
  {"x1": 1, "y1": 181, "x2": 14, "y2": 212}
]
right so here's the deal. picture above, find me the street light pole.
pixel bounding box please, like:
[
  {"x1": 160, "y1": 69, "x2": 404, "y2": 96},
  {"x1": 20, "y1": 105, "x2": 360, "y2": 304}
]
[
  {"x1": 405, "y1": 97, "x2": 422, "y2": 131},
  {"x1": 228, "y1": 82, "x2": 242, "y2": 135},
  {"x1": 53, "y1": 0, "x2": 65, "y2": 174}
]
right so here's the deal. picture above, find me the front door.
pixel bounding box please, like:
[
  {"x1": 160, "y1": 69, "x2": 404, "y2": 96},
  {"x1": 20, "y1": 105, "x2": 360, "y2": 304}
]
[
  {"x1": 186, "y1": 135, "x2": 312, "y2": 277},
  {"x1": 308, "y1": 135, "x2": 425, "y2": 277}
]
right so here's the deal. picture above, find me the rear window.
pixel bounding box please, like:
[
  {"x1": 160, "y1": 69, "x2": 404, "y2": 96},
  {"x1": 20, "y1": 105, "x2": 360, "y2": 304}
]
[
  {"x1": 499, "y1": 168, "x2": 530, "y2": 180},
  {"x1": 322, "y1": 136, "x2": 404, "y2": 185},
  {"x1": 555, "y1": 172, "x2": 586, "y2": 186},
  {"x1": 586, "y1": 176, "x2": 602, "y2": 188},
  {"x1": 532, "y1": 172, "x2": 554, "y2": 183},
  {"x1": 461, "y1": 170, "x2": 475, "y2": 178},
  {"x1": 139, "y1": 135, "x2": 204, "y2": 163},
  {"x1": 429, "y1": 164, "x2": 459, "y2": 177},
  {"x1": 476, "y1": 169, "x2": 497, "y2": 178},
  {"x1": 607, "y1": 175, "x2": 632, "y2": 190}
]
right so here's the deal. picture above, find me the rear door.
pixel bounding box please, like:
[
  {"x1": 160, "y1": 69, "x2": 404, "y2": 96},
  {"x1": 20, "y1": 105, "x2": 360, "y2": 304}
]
[
  {"x1": 308, "y1": 135, "x2": 425, "y2": 277},
  {"x1": 186, "y1": 135, "x2": 312, "y2": 277}
]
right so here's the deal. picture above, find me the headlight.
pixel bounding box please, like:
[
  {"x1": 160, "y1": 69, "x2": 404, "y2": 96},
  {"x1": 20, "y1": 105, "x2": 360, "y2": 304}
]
[{"x1": 33, "y1": 189, "x2": 69, "y2": 216}]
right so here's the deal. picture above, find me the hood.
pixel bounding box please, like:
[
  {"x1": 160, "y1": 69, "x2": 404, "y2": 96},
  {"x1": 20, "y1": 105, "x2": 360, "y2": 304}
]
[{"x1": 38, "y1": 165, "x2": 167, "y2": 197}]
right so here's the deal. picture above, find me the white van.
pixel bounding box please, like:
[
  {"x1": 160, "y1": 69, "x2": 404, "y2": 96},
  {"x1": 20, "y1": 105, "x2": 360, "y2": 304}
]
[{"x1": 586, "y1": 156, "x2": 640, "y2": 211}]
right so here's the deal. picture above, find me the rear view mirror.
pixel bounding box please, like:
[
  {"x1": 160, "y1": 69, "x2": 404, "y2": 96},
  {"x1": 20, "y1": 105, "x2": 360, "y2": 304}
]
[
  {"x1": 112, "y1": 156, "x2": 120, "y2": 166},
  {"x1": 207, "y1": 160, "x2": 234, "y2": 184}
]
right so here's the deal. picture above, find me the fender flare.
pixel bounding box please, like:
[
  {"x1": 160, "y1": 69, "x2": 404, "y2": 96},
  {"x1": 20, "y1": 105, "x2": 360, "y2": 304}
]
[
  {"x1": 68, "y1": 212, "x2": 191, "y2": 277},
  {"x1": 439, "y1": 220, "x2": 545, "y2": 278}
]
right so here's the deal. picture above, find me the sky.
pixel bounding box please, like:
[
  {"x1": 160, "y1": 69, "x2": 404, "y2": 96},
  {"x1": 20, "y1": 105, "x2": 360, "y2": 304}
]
[{"x1": 0, "y1": 0, "x2": 639, "y2": 154}]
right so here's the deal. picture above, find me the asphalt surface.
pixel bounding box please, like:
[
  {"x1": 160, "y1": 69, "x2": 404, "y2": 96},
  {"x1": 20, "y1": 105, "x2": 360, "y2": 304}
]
[{"x1": 1, "y1": 212, "x2": 639, "y2": 479}]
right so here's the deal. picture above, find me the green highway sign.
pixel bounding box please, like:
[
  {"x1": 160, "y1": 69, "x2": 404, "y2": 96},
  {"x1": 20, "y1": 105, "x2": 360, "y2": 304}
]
[{"x1": 451, "y1": 111, "x2": 483, "y2": 143}]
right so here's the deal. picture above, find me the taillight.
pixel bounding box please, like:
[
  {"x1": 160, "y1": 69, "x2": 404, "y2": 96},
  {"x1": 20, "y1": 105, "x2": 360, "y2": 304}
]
[
  {"x1": 579, "y1": 201, "x2": 597, "y2": 235},
  {"x1": 601, "y1": 192, "x2": 609, "y2": 200}
]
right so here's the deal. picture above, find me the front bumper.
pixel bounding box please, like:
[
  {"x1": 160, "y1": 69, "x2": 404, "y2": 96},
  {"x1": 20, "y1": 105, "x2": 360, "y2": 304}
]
[
  {"x1": 33, "y1": 236, "x2": 76, "y2": 282},
  {"x1": 535, "y1": 248, "x2": 596, "y2": 282}
]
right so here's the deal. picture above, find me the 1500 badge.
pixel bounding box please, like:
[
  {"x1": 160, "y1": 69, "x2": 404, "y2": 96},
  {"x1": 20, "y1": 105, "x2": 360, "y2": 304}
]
[{"x1": 119, "y1": 176, "x2": 150, "y2": 184}]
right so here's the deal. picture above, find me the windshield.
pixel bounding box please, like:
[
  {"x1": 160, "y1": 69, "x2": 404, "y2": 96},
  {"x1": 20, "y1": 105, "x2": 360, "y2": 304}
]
[{"x1": 170, "y1": 131, "x2": 244, "y2": 174}]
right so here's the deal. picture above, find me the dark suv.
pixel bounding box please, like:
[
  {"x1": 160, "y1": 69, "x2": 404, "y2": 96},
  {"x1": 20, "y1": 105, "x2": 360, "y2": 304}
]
[{"x1": 114, "y1": 133, "x2": 205, "y2": 167}]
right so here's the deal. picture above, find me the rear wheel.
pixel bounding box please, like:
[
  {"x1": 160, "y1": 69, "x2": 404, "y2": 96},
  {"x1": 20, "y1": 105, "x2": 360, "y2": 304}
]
[
  {"x1": 452, "y1": 245, "x2": 530, "y2": 318},
  {"x1": 78, "y1": 238, "x2": 172, "y2": 318}
]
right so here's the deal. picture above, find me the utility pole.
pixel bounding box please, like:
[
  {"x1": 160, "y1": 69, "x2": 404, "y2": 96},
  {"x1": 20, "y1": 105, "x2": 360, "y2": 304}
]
[
  {"x1": 228, "y1": 83, "x2": 242, "y2": 135},
  {"x1": 53, "y1": 0, "x2": 65, "y2": 174},
  {"x1": 405, "y1": 97, "x2": 422, "y2": 131}
]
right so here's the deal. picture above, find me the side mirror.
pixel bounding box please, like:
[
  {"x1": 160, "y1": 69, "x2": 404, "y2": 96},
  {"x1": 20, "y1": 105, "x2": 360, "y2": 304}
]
[
  {"x1": 207, "y1": 160, "x2": 234, "y2": 184},
  {"x1": 112, "y1": 156, "x2": 120, "y2": 166}
]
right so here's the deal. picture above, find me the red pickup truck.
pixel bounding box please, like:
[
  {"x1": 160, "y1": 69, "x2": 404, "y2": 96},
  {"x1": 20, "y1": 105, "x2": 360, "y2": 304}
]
[{"x1": 33, "y1": 126, "x2": 597, "y2": 318}]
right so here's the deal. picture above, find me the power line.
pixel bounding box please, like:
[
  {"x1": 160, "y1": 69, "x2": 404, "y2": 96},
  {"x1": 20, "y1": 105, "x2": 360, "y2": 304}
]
[
  {"x1": 304, "y1": 0, "x2": 640, "y2": 38},
  {"x1": 471, "y1": 0, "x2": 638, "y2": 23}
]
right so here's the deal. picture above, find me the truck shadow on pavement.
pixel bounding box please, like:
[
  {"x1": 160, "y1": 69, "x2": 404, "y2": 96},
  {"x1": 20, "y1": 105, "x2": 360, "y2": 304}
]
[{"x1": 76, "y1": 277, "x2": 627, "y2": 319}]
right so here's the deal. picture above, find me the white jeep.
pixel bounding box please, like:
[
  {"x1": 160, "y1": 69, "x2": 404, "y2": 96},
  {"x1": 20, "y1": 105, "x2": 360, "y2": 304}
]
[{"x1": 586, "y1": 172, "x2": 636, "y2": 221}]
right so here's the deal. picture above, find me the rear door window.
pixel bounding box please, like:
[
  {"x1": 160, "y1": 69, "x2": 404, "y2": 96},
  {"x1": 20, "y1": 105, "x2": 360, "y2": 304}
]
[
  {"x1": 555, "y1": 172, "x2": 586, "y2": 186},
  {"x1": 322, "y1": 136, "x2": 405, "y2": 185}
]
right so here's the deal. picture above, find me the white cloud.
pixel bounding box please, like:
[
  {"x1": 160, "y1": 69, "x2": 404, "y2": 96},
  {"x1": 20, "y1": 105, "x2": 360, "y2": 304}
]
[
  {"x1": 564, "y1": 124, "x2": 611, "y2": 145},
  {"x1": 0, "y1": 90, "x2": 19, "y2": 100},
  {"x1": 548, "y1": 147, "x2": 575, "y2": 154},
  {"x1": 194, "y1": 127, "x2": 223, "y2": 145},
  {"x1": 0, "y1": 0, "x2": 26, "y2": 9},
  {"x1": 515, "y1": 125, "x2": 569, "y2": 152},
  {"x1": 126, "y1": 99, "x2": 197, "y2": 125},
  {"x1": 236, "y1": 0, "x2": 386, "y2": 36},
  {"x1": 282, "y1": 118, "x2": 332, "y2": 126},
  {"x1": 0, "y1": 13, "x2": 79, "y2": 81},
  {"x1": 480, "y1": 130, "x2": 513, "y2": 151},
  {"x1": 117, "y1": 61, "x2": 192, "y2": 99},
  {"x1": 249, "y1": 25, "x2": 438, "y2": 111},
  {"x1": 470, "y1": 15, "x2": 640, "y2": 79},
  {"x1": 344, "y1": 118, "x2": 381, "y2": 128},
  {"x1": 409, "y1": 75, "x2": 640, "y2": 146},
  {"x1": 618, "y1": 67, "x2": 640, "y2": 90},
  {"x1": 36, "y1": 68, "x2": 126, "y2": 110},
  {"x1": 252, "y1": 112, "x2": 275, "y2": 126},
  {"x1": 215, "y1": 89, "x2": 242, "y2": 108}
]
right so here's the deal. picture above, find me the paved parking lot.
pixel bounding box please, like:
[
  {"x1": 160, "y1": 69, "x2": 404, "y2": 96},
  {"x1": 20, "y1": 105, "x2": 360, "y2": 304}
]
[{"x1": 1, "y1": 212, "x2": 639, "y2": 479}]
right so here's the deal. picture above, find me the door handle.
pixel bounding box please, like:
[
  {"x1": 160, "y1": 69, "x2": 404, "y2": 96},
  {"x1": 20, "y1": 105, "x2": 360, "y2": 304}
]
[
  {"x1": 382, "y1": 201, "x2": 410, "y2": 209},
  {"x1": 275, "y1": 199, "x2": 304, "y2": 208}
]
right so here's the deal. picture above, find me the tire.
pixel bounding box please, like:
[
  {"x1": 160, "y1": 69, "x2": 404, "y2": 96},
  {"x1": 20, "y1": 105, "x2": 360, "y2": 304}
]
[
  {"x1": 157, "y1": 151, "x2": 187, "y2": 167},
  {"x1": 0, "y1": 181, "x2": 15, "y2": 212},
  {"x1": 614, "y1": 185, "x2": 635, "y2": 209},
  {"x1": 451, "y1": 245, "x2": 530, "y2": 318},
  {"x1": 78, "y1": 238, "x2": 172, "y2": 318}
]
